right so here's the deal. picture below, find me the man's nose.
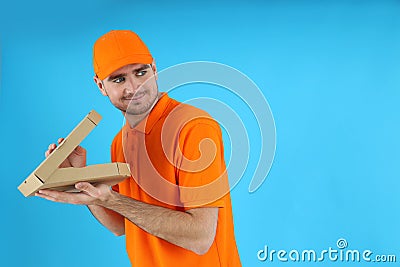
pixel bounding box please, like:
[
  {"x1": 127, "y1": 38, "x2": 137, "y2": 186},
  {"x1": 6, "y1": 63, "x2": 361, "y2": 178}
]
[{"x1": 124, "y1": 75, "x2": 141, "y2": 94}]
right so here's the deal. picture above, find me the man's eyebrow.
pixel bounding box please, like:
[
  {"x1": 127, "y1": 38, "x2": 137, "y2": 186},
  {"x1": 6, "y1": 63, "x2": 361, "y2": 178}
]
[
  {"x1": 107, "y1": 64, "x2": 150, "y2": 81},
  {"x1": 133, "y1": 64, "x2": 151, "y2": 72},
  {"x1": 107, "y1": 65, "x2": 151, "y2": 81},
  {"x1": 107, "y1": 73, "x2": 126, "y2": 81}
]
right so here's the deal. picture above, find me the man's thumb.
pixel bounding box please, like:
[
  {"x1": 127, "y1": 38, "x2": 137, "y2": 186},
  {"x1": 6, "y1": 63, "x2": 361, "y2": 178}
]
[{"x1": 75, "y1": 182, "x2": 98, "y2": 197}]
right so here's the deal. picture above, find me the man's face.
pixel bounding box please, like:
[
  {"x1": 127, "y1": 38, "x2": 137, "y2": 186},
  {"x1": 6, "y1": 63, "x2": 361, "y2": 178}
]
[{"x1": 95, "y1": 63, "x2": 159, "y2": 115}]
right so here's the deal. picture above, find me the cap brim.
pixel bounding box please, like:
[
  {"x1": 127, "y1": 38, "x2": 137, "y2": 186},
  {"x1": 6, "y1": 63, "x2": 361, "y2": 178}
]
[{"x1": 96, "y1": 54, "x2": 153, "y2": 80}]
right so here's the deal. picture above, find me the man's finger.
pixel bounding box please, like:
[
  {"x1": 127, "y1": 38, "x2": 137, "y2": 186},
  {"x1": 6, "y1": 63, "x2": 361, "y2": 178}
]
[
  {"x1": 75, "y1": 182, "x2": 99, "y2": 197},
  {"x1": 36, "y1": 190, "x2": 70, "y2": 203},
  {"x1": 36, "y1": 189, "x2": 90, "y2": 205},
  {"x1": 35, "y1": 192, "x2": 57, "y2": 202}
]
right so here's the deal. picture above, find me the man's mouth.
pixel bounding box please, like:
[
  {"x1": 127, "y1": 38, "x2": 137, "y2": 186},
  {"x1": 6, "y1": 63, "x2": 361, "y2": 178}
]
[
  {"x1": 124, "y1": 92, "x2": 145, "y2": 101},
  {"x1": 132, "y1": 92, "x2": 145, "y2": 100}
]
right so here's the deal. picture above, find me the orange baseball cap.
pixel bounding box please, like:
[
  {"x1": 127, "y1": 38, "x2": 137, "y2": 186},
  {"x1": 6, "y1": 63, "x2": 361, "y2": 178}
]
[{"x1": 93, "y1": 30, "x2": 153, "y2": 80}]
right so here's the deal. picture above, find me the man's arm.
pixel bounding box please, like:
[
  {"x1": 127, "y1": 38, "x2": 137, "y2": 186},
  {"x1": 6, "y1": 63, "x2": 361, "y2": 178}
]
[
  {"x1": 87, "y1": 204, "x2": 125, "y2": 236},
  {"x1": 36, "y1": 182, "x2": 218, "y2": 255},
  {"x1": 105, "y1": 192, "x2": 218, "y2": 255}
]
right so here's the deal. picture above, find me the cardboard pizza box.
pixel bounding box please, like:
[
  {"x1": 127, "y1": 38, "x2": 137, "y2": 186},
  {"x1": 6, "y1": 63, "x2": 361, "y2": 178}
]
[{"x1": 18, "y1": 110, "x2": 130, "y2": 197}]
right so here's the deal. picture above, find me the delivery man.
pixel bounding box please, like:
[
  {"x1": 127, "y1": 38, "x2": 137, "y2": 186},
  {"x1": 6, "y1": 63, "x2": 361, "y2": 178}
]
[{"x1": 36, "y1": 30, "x2": 242, "y2": 267}]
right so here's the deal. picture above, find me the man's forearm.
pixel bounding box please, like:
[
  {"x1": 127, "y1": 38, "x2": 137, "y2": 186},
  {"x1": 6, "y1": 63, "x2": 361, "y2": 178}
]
[
  {"x1": 35, "y1": 182, "x2": 218, "y2": 255},
  {"x1": 101, "y1": 191, "x2": 218, "y2": 255},
  {"x1": 87, "y1": 204, "x2": 125, "y2": 236}
]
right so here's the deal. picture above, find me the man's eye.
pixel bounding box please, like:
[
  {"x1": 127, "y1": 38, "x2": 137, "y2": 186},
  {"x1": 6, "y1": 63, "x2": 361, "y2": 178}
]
[
  {"x1": 136, "y1": 70, "x2": 147, "y2": 77},
  {"x1": 113, "y1": 77, "x2": 125, "y2": 83}
]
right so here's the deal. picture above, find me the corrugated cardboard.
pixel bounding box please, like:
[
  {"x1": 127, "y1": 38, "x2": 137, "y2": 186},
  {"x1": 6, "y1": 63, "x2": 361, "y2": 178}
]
[{"x1": 18, "y1": 110, "x2": 130, "y2": 197}]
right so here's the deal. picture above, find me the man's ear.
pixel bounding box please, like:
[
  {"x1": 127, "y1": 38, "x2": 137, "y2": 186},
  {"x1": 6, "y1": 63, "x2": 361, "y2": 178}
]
[
  {"x1": 93, "y1": 76, "x2": 108, "y2": 96},
  {"x1": 152, "y1": 60, "x2": 158, "y2": 80}
]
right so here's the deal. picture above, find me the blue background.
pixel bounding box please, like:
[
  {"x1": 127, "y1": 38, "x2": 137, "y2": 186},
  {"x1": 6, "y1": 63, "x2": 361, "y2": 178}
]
[{"x1": 1, "y1": 0, "x2": 399, "y2": 266}]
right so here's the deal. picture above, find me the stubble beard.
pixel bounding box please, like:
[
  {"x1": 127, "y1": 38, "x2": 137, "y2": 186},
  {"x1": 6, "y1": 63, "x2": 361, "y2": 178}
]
[{"x1": 124, "y1": 90, "x2": 159, "y2": 116}]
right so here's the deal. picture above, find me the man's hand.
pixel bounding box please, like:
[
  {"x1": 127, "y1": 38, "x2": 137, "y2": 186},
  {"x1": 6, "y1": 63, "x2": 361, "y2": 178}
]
[
  {"x1": 35, "y1": 182, "x2": 113, "y2": 205},
  {"x1": 39, "y1": 137, "x2": 126, "y2": 236},
  {"x1": 46, "y1": 137, "x2": 86, "y2": 168}
]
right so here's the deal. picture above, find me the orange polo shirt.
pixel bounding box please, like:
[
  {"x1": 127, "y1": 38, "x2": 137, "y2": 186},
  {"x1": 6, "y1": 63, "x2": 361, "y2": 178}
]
[{"x1": 111, "y1": 93, "x2": 241, "y2": 267}]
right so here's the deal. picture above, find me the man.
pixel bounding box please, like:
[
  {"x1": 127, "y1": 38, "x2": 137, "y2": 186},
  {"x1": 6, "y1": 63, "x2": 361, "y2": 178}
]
[{"x1": 36, "y1": 30, "x2": 241, "y2": 267}]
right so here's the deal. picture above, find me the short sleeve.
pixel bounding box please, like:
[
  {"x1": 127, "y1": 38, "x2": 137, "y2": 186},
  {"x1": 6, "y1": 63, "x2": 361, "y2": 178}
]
[{"x1": 177, "y1": 119, "x2": 230, "y2": 208}]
